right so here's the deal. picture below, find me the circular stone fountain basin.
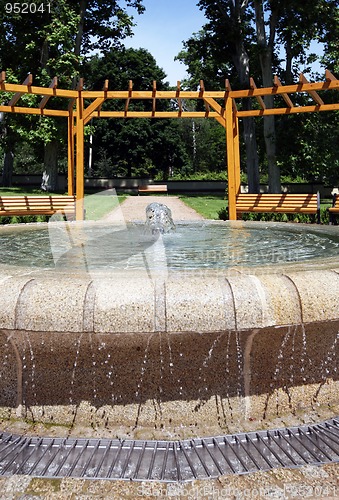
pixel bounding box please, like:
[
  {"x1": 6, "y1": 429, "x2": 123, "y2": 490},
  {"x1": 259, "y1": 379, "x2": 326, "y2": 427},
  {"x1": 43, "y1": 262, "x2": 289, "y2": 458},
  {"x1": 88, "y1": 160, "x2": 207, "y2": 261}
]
[{"x1": 0, "y1": 220, "x2": 338, "y2": 439}]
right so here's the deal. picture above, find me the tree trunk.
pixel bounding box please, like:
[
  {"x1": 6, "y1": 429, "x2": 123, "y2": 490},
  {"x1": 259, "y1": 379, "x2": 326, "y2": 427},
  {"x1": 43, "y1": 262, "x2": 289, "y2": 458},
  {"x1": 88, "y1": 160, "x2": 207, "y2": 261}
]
[
  {"x1": 72, "y1": 0, "x2": 87, "y2": 87},
  {"x1": 233, "y1": 48, "x2": 260, "y2": 193},
  {"x1": 242, "y1": 113, "x2": 260, "y2": 192},
  {"x1": 254, "y1": 0, "x2": 281, "y2": 193},
  {"x1": 2, "y1": 149, "x2": 14, "y2": 187},
  {"x1": 41, "y1": 140, "x2": 59, "y2": 192},
  {"x1": 217, "y1": 0, "x2": 260, "y2": 193}
]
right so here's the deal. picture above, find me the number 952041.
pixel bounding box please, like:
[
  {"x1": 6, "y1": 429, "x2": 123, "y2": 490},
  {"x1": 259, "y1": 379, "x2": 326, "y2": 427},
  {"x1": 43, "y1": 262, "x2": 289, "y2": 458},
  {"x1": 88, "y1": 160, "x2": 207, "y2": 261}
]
[{"x1": 5, "y1": 3, "x2": 51, "y2": 14}]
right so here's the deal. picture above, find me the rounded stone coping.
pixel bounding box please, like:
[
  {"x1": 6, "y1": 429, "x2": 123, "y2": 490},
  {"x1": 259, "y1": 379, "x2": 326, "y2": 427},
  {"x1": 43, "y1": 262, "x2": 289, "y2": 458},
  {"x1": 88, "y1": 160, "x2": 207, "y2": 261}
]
[{"x1": 0, "y1": 220, "x2": 339, "y2": 333}]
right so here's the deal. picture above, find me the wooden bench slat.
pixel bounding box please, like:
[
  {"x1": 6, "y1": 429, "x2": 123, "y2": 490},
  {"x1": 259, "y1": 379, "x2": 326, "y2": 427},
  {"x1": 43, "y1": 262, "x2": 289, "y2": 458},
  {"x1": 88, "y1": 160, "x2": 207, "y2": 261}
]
[
  {"x1": 236, "y1": 193, "x2": 320, "y2": 222},
  {"x1": 138, "y1": 184, "x2": 168, "y2": 195},
  {"x1": 0, "y1": 195, "x2": 76, "y2": 217}
]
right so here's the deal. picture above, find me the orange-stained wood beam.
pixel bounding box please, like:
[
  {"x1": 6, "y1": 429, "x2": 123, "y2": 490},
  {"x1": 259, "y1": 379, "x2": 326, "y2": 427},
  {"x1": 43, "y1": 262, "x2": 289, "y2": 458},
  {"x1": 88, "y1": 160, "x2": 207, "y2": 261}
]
[
  {"x1": 203, "y1": 97, "x2": 226, "y2": 126},
  {"x1": 152, "y1": 80, "x2": 156, "y2": 115},
  {"x1": 38, "y1": 77, "x2": 58, "y2": 109},
  {"x1": 0, "y1": 105, "x2": 68, "y2": 116},
  {"x1": 250, "y1": 77, "x2": 266, "y2": 109},
  {"x1": 83, "y1": 80, "x2": 109, "y2": 124},
  {"x1": 125, "y1": 80, "x2": 133, "y2": 115},
  {"x1": 67, "y1": 110, "x2": 75, "y2": 196},
  {"x1": 8, "y1": 74, "x2": 33, "y2": 106},
  {"x1": 225, "y1": 79, "x2": 238, "y2": 113},
  {"x1": 200, "y1": 80, "x2": 210, "y2": 116},
  {"x1": 326, "y1": 69, "x2": 338, "y2": 82},
  {"x1": 225, "y1": 96, "x2": 237, "y2": 220},
  {"x1": 83, "y1": 97, "x2": 106, "y2": 125},
  {"x1": 234, "y1": 115, "x2": 241, "y2": 195},
  {"x1": 68, "y1": 78, "x2": 84, "y2": 112},
  {"x1": 236, "y1": 102, "x2": 339, "y2": 117},
  {"x1": 273, "y1": 75, "x2": 294, "y2": 107},
  {"x1": 75, "y1": 90, "x2": 85, "y2": 220},
  {"x1": 176, "y1": 81, "x2": 183, "y2": 116},
  {"x1": 86, "y1": 110, "x2": 221, "y2": 119},
  {"x1": 1, "y1": 82, "x2": 77, "y2": 98},
  {"x1": 0, "y1": 71, "x2": 5, "y2": 84},
  {"x1": 299, "y1": 73, "x2": 324, "y2": 105}
]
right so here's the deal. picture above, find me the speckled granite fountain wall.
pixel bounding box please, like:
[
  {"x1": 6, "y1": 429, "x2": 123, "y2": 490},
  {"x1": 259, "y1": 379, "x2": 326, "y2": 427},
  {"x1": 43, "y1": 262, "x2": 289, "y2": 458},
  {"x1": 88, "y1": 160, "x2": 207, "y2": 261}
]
[{"x1": 0, "y1": 220, "x2": 338, "y2": 439}]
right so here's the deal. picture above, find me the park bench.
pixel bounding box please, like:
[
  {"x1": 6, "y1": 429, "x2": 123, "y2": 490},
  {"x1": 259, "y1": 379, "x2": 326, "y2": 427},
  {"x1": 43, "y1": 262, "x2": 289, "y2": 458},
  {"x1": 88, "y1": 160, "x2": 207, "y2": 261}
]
[
  {"x1": 236, "y1": 193, "x2": 320, "y2": 223},
  {"x1": 138, "y1": 184, "x2": 168, "y2": 195},
  {"x1": 0, "y1": 195, "x2": 76, "y2": 218},
  {"x1": 328, "y1": 193, "x2": 339, "y2": 224}
]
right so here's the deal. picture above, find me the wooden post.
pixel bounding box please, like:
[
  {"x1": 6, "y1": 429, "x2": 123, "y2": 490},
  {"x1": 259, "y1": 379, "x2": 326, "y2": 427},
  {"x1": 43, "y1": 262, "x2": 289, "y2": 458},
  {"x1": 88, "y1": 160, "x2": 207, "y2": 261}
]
[
  {"x1": 234, "y1": 115, "x2": 241, "y2": 196},
  {"x1": 75, "y1": 87, "x2": 85, "y2": 220},
  {"x1": 226, "y1": 96, "x2": 237, "y2": 220},
  {"x1": 67, "y1": 110, "x2": 75, "y2": 196}
]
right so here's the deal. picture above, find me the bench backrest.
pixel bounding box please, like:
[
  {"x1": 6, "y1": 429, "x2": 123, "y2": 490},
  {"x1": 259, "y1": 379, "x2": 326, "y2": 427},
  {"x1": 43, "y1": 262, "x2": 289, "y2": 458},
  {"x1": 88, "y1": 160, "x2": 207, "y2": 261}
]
[
  {"x1": 0, "y1": 195, "x2": 76, "y2": 215},
  {"x1": 138, "y1": 185, "x2": 167, "y2": 192},
  {"x1": 236, "y1": 193, "x2": 319, "y2": 213}
]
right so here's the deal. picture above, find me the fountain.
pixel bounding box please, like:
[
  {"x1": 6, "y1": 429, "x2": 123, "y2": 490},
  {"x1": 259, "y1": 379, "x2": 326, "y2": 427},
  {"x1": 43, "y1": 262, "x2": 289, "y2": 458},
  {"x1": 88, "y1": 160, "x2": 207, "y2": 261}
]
[{"x1": 0, "y1": 192, "x2": 338, "y2": 445}]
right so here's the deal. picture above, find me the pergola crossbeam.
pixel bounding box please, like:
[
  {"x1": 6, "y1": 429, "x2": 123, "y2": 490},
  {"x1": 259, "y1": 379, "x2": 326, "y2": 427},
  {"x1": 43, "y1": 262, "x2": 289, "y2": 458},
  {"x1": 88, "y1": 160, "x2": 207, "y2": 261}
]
[
  {"x1": 299, "y1": 73, "x2": 324, "y2": 106},
  {"x1": 326, "y1": 69, "x2": 338, "y2": 83},
  {"x1": 203, "y1": 96, "x2": 226, "y2": 126},
  {"x1": 273, "y1": 75, "x2": 294, "y2": 107},
  {"x1": 176, "y1": 81, "x2": 183, "y2": 116},
  {"x1": 125, "y1": 80, "x2": 133, "y2": 115},
  {"x1": 200, "y1": 80, "x2": 210, "y2": 116},
  {"x1": 38, "y1": 77, "x2": 58, "y2": 109},
  {"x1": 236, "y1": 102, "x2": 339, "y2": 117},
  {"x1": 250, "y1": 77, "x2": 266, "y2": 109},
  {"x1": 152, "y1": 80, "x2": 157, "y2": 115},
  {"x1": 83, "y1": 79, "x2": 109, "y2": 124},
  {"x1": 8, "y1": 74, "x2": 33, "y2": 106}
]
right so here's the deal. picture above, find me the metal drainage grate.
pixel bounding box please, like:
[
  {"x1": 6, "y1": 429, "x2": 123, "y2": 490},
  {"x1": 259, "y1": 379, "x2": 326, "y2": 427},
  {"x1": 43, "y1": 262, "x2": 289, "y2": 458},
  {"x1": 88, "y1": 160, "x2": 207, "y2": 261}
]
[{"x1": 0, "y1": 418, "x2": 338, "y2": 482}]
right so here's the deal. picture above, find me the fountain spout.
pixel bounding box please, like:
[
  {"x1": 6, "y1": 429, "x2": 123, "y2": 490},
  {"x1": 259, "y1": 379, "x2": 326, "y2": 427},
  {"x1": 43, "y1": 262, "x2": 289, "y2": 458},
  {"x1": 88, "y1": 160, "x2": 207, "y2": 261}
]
[{"x1": 145, "y1": 202, "x2": 176, "y2": 235}]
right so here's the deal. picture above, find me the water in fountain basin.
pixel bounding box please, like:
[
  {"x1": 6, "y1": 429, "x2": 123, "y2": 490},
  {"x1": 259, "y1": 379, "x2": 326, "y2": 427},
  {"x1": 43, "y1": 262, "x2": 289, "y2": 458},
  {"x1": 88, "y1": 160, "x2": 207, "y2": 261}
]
[{"x1": 1, "y1": 222, "x2": 339, "y2": 271}]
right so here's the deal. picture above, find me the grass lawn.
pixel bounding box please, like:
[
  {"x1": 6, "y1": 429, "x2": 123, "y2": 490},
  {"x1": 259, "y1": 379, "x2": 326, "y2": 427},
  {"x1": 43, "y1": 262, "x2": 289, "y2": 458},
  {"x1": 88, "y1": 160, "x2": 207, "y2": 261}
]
[
  {"x1": 179, "y1": 195, "x2": 227, "y2": 219},
  {"x1": 0, "y1": 186, "x2": 47, "y2": 196},
  {"x1": 84, "y1": 193, "x2": 127, "y2": 220}
]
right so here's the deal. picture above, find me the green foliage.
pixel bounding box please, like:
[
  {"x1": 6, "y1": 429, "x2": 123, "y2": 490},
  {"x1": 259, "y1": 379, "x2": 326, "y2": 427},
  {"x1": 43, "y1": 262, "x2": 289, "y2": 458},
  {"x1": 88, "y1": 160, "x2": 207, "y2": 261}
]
[
  {"x1": 168, "y1": 171, "x2": 227, "y2": 181},
  {"x1": 0, "y1": 0, "x2": 145, "y2": 188},
  {"x1": 0, "y1": 215, "x2": 49, "y2": 225},
  {"x1": 177, "y1": 0, "x2": 339, "y2": 189}
]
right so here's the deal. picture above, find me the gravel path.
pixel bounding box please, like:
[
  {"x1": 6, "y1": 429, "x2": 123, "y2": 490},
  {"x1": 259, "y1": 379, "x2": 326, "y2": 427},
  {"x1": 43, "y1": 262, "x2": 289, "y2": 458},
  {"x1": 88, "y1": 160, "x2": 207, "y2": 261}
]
[{"x1": 102, "y1": 195, "x2": 204, "y2": 222}]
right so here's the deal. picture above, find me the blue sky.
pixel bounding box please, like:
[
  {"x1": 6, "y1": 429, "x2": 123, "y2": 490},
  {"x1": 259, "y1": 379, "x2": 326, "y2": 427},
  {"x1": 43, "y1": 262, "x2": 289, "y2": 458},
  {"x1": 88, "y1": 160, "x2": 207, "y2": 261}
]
[
  {"x1": 124, "y1": 1, "x2": 324, "y2": 86},
  {"x1": 124, "y1": 0, "x2": 206, "y2": 85}
]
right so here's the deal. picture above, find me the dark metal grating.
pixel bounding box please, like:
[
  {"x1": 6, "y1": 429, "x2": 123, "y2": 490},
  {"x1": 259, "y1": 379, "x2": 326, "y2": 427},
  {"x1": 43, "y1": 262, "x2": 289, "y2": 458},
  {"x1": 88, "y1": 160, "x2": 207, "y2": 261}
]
[{"x1": 0, "y1": 418, "x2": 338, "y2": 482}]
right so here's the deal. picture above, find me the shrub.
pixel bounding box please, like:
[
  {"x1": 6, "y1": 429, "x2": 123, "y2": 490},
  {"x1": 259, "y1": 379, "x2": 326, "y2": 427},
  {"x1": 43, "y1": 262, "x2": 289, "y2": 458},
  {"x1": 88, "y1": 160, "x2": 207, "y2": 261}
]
[{"x1": 0, "y1": 215, "x2": 50, "y2": 225}]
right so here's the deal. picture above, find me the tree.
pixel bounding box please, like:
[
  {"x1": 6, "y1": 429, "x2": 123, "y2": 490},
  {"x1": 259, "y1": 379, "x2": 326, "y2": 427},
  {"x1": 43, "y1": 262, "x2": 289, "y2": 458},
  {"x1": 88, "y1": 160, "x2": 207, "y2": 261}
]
[
  {"x1": 85, "y1": 47, "x2": 192, "y2": 179},
  {"x1": 178, "y1": 1, "x2": 261, "y2": 192},
  {"x1": 178, "y1": 0, "x2": 338, "y2": 192},
  {"x1": 0, "y1": 0, "x2": 145, "y2": 190}
]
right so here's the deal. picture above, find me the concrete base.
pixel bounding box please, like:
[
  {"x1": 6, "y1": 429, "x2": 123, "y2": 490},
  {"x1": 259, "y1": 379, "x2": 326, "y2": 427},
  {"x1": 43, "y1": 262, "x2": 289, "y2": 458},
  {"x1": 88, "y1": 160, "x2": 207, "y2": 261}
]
[{"x1": 1, "y1": 321, "x2": 338, "y2": 440}]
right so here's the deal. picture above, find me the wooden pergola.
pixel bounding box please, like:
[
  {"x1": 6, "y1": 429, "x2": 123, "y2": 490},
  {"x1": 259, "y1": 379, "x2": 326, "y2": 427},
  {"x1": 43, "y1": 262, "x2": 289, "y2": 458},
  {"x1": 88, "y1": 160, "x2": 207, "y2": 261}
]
[{"x1": 1, "y1": 70, "x2": 339, "y2": 220}]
